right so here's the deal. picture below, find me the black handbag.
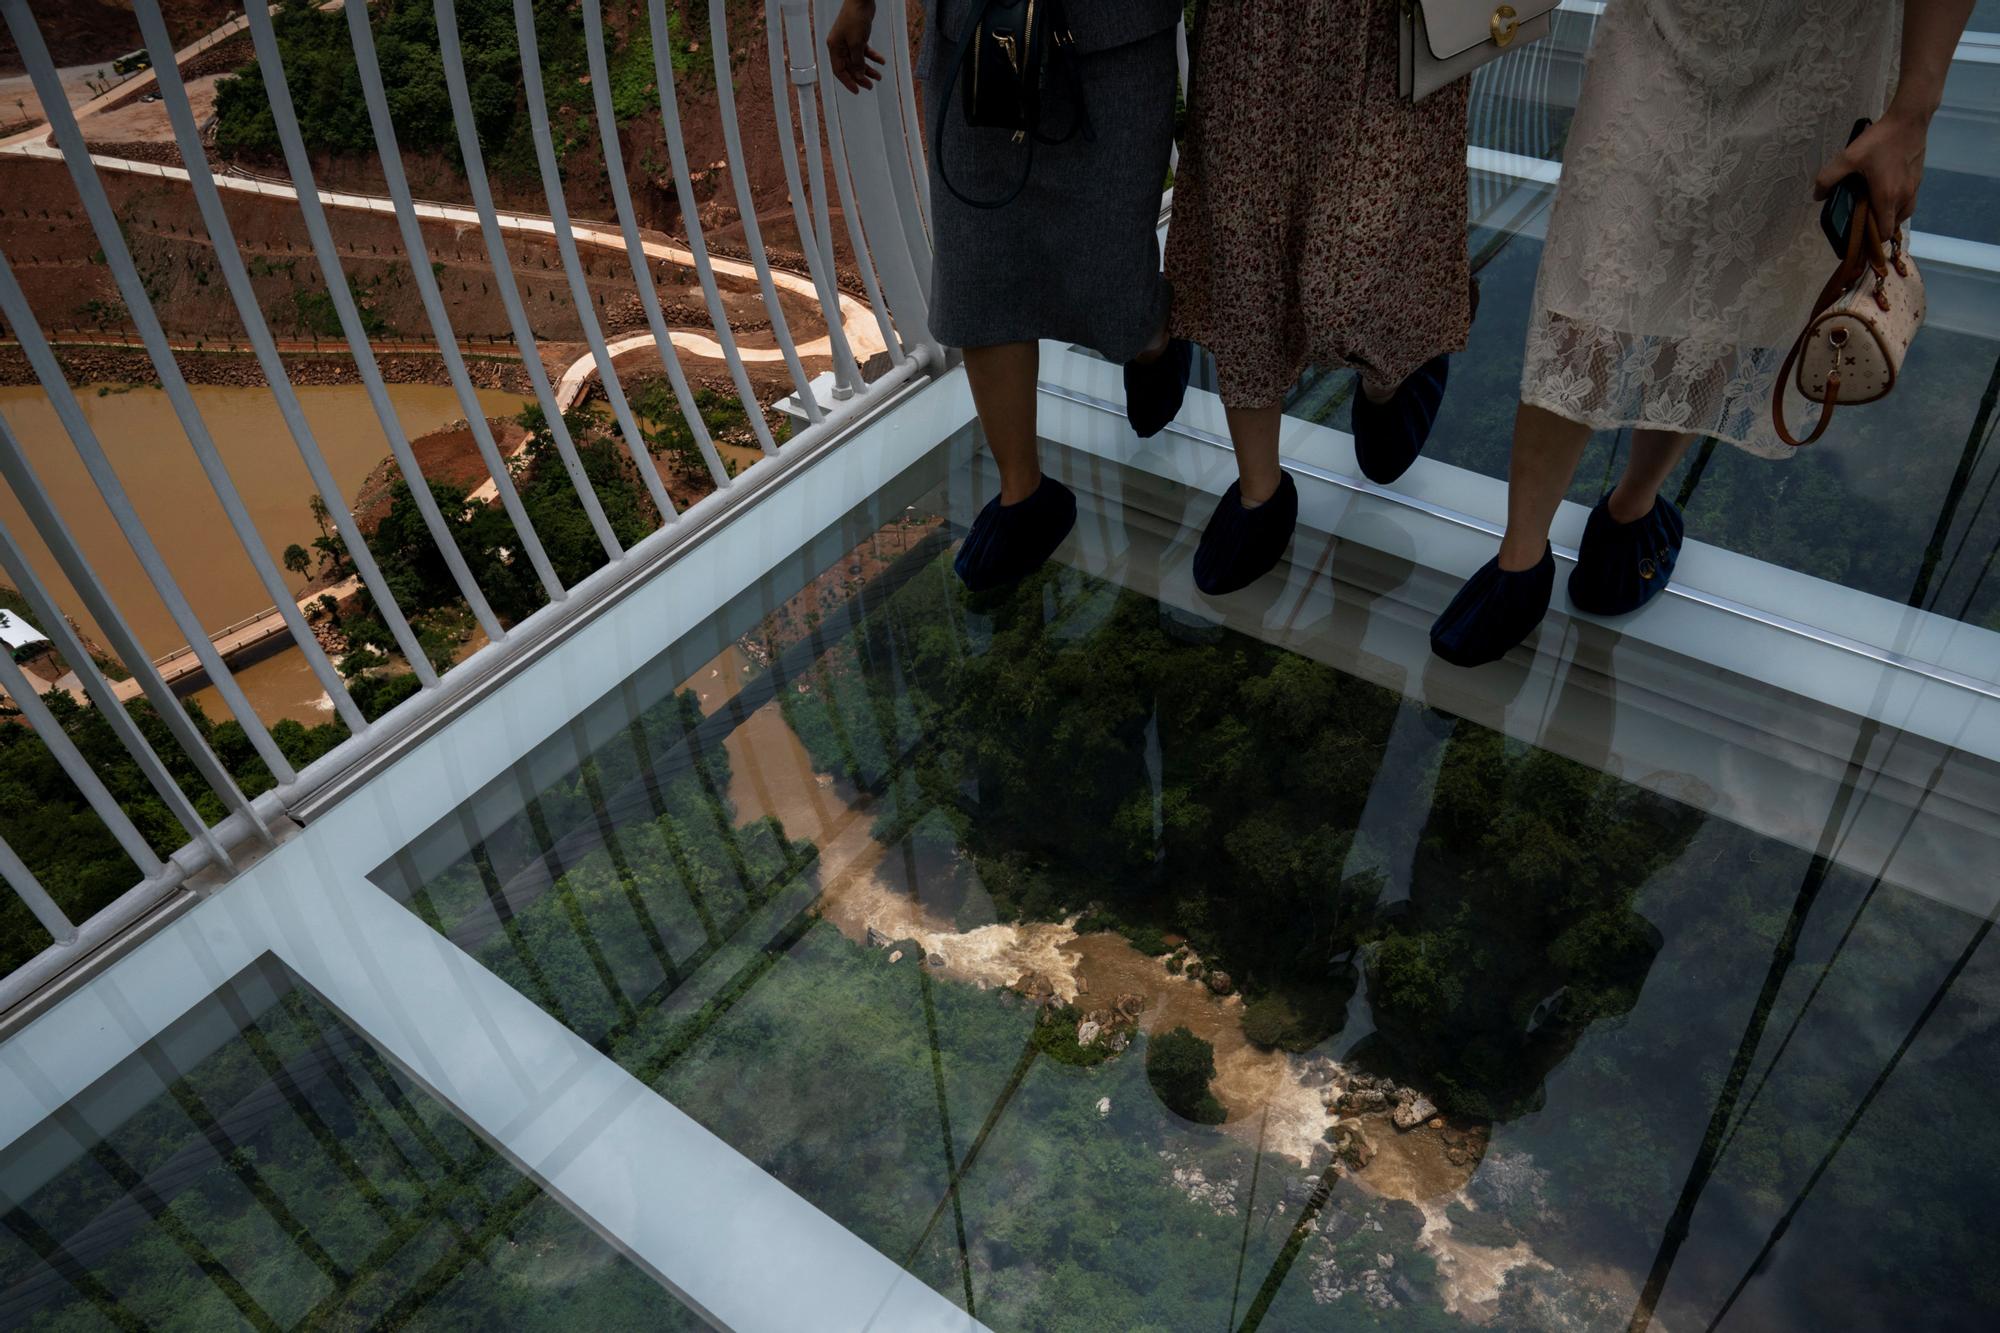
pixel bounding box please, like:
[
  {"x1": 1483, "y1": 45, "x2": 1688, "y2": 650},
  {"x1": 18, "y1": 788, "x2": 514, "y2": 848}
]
[{"x1": 934, "y1": 0, "x2": 1092, "y2": 209}]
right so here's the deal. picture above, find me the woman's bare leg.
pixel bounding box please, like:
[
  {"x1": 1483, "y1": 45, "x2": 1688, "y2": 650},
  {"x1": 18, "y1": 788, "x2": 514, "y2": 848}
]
[
  {"x1": 1607, "y1": 429, "x2": 1698, "y2": 521},
  {"x1": 963, "y1": 341, "x2": 1042, "y2": 504},
  {"x1": 1498, "y1": 403, "x2": 1593, "y2": 570},
  {"x1": 1191, "y1": 395, "x2": 1297, "y2": 596},
  {"x1": 1359, "y1": 372, "x2": 1397, "y2": 406},
  {"x1": 1223, "y1": 402, "x2": 1285, "y2": 504}
]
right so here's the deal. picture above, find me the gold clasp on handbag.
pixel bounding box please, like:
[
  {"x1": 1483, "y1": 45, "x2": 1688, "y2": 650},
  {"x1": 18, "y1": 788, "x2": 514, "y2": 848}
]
[
  {"x1": 1491, "y1": 4, "x2": 1520, "y2": 46},
  {"x1": 994, "y1": 32, "x2": 1022, "y2": 76}
]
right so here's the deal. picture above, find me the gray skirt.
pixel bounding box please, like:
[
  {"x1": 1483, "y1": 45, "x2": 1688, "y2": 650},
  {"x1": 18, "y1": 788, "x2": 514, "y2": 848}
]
[{"x1": 923, "y1": 28, "x2": 1178, "y2": 363}]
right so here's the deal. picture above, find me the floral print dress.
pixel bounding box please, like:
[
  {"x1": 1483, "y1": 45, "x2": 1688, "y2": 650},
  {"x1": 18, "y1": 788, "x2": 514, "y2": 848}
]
[
  {"x1": 1166, "y1": 0, "x2": 1472, "y2": 409},
  {"x1": 1521, "y1": 0, "x2": 1901, "y2": 456}
]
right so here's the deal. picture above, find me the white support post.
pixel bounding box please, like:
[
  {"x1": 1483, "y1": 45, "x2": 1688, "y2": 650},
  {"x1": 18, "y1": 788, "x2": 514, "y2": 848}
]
[
  {"x1": 578, "y1": 0, "x2": 735, "y2": 491},
  {"x1": 506, "y1": 0, "x2": 680, "y2": 528}
]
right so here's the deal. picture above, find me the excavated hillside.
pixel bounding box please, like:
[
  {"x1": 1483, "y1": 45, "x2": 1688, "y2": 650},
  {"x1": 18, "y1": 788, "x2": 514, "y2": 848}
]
[{"x1": 0, "y1": 1, "x2": 923, "y2": 382}]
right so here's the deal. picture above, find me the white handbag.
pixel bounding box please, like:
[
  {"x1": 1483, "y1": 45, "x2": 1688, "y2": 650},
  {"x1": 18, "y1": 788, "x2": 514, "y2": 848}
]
[
  {"x1": 1400, "y1": 0, "x2": 1560, "y2": 102},
  {"x1": 1773, "y1": 210, "x2": 1925, "y2": 447}
]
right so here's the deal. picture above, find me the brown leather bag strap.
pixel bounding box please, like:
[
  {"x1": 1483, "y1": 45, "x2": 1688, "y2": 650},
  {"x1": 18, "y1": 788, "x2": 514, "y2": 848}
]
[{"x1": 1772, "y1": 211, "x2": 1883, "y2": 448}]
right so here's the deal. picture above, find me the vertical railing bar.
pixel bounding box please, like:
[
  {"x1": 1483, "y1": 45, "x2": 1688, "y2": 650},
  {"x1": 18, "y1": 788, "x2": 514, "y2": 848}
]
[
  {"x1": 773, "y1": 0, "x2": 865, "y2": 393},
  {"x1": 857, "y1": 0, "x2": 931, "y2": 309},
  {"x1": 708, "y1": 0, "x2": 822, "y2": 432},
  {"x1": 241, "y1": 0, "x2": 506, "y2": 646},
  {"x1": 805, "y1": 0, "x2": 905, "y2": 364},
  {"x1": 0, "y1": 513, "x2": 230, "y2": 865},
  {"x1": 841, "y1": 64, "x2": 939, "y2": 363},
  {"x1": 0, "y1": 258, "x2": 297, "y2": 792},
  {"x1": 642, "y1": 0, "x2": 787, "y2": 449},
  {"x1": 504, "y1": 0, "x2": 678, "y2": 530},
  {"x1": 859, "y1": 23, "x2": 937, "y2": 324},
  {"x1": 1, "y1": 0, "x2": 366, "y2": 735},
  {"x1": 0, "y1": 832, "x2": 79, "y2": 947},
  {"x1": 133, "y1": 0, "x2": 438, "y2": 689},
  {"x1": 0, "y1": 643, "x2": 165, "y2": 878},
  {"x1": 424, "y1": 0, "x2": 625, "y2": 562},
  {"x1": 577, "y1": 0, "x2": 732, "y2": 491},
  {"x1": 886, "y1": 0, "x2": 930, "y2": 234},
  {"x1": 1172, "y1": 15, "x2": 1189, "y2": 176},
  {"x1": 339, "y1": 0, "x2": 568, "y2": 602}
]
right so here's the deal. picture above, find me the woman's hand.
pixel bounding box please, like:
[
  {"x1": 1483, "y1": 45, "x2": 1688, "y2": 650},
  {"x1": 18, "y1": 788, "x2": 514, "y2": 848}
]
[
  {"x1": 1812, "y1": 108, "x2": 1932, "y2": 240},
  {"x1": 826, "y1": 0, "x2": 886, "y2": 94}
]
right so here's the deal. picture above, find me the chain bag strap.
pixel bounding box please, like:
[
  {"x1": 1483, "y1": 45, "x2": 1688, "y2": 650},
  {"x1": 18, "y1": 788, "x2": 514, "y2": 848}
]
[
  {"x1": 933, "y1": 0, "x2": 1091, "y2": 210},
  {"x1": 1772, "y1": 209, "x2": 1926, "y2": 448}
]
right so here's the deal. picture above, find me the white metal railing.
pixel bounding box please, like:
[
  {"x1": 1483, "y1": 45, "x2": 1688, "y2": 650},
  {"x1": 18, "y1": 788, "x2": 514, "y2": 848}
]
[{"x1": 0, "y1": 0, "x2": 936, "y2": 1013}]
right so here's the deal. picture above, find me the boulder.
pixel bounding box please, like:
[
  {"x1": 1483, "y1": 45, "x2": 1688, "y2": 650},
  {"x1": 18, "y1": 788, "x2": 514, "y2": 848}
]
[
  {"x1": 865, "y1": 925, "x2": 892, "y2": 949},
  {"x1": 1340, "y1": 1087, "x2": 1390, "y2": 1114},
  {"x1": 1106, "y1": 1031, "x2": 1131, "y2": 1053},
  {"x1": 1428, "y1": 1117, "x2": 1445, "y2": 1131},
  {"x1": 1300, "y1": 1057, "x2": 1341, "y2": 1087},
  {"x1": 1183, "y1": 961, "x2": 1204, "y2": 981},
  {"x1": 1012, "y1": 971, "x2": 1057, "y2": 1002},
  {"x1": 887, "y1": 950, "x2": 904, "y2": 964},
  {"x1": 1206, "y1": 970, "x2": 1233, "y2": 995},
  {"x1": 1075, "y1": 975, "x2": 1089, "y2": 994},
  {"x1": 1076, "y1": 1020, "x2": 1102, "y2": 1046},
  {"x1": 1096, "y1": 1096, "x2": 1112, "y2": 1118},
  {"x1": 1319, "y1": 1207, "x2": 1362, "y2": 1244},
  {"x1": 1391, "y1": 1095, "x2": 1439, "y2": 1132},
  {"x1": 1114, "y1": 992, "x2": 1147, "y2": 1019},
  {"x1": 1320, "y1": 1084, "x2": 1344, "y2": 1109},
  {"x1": 926, "y1": 951, "x2": 946, "y2": 969}
]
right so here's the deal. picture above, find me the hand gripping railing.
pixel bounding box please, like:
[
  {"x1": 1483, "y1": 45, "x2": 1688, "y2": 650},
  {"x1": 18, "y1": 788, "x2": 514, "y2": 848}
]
[{"x1": 0, "y1": 0, "x2": 936, "y2": 1019}]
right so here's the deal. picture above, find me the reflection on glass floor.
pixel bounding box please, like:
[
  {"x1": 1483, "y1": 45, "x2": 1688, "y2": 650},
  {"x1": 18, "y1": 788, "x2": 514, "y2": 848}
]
[
  {"x1": 366, "y1": 437, "x2": 2000, "y2": 1332},
  {"x1": 0, "y1": 956, "x2": 704, "y2": 1331}
]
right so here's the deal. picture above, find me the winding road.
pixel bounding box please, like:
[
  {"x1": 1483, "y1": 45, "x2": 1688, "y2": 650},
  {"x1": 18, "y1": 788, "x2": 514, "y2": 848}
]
[{"x1": 0, "y1": 6, "x2": 889, "y2": 404}]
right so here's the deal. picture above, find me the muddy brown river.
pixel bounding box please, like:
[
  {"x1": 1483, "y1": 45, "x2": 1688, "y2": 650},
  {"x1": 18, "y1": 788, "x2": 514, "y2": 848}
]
[{"x1": 0, "y1": 382, "x2": 527, "y2": 724}]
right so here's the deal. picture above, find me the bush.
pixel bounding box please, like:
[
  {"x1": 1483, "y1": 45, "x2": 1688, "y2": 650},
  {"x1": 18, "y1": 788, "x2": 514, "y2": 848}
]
[
  {"x1": 1146, "y1": 1026, "x2": 1226, "y2": 1124},
  {"x1": 1073, "y1": 907, "x2": 1171, "y2": 957},
  {"x1": 1241, "y1": 994, "x2": 1312, "y2": 1051},
  {"x1": 1031, "y1": 1004, "x2": 1114, "y2": 1068},
  {"x1": 1240, "y1": 983, "x2": 1346, "y2": 1053}
]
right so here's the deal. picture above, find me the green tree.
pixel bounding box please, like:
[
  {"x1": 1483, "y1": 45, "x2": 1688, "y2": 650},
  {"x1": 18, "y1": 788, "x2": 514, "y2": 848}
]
[{"x1": 1146, "y1": 1026, "x2": 1226, "y2": 1125}]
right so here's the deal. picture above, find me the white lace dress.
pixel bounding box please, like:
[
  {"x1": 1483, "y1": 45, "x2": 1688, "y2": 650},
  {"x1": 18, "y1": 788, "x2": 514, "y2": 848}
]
[{"x1": 1520, "y1": 0, "x2": 1901, "y2": 457}]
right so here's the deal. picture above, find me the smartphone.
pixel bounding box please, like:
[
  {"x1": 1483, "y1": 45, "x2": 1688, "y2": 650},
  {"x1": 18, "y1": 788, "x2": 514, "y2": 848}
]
[{"x1": 1820, "y1": 118, "x2": 1870, "y2": 255}]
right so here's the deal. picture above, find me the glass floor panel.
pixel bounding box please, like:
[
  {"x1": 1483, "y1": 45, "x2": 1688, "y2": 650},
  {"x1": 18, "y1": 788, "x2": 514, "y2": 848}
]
[
  {"x1": 365, "y1": 433, "x2": 2000, "y2": 1332},
  {"x1": 0, "y1": 956, "x2": 708, "y2": 1331}
]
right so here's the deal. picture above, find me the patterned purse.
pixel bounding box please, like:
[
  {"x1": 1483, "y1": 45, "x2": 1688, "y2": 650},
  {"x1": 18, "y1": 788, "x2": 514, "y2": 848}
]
[
  {"x1": 1400, "y1": 0, "x2": 1559, "y2": 102},
  {"x1": 1772, "y1": 209, "x2": 1926, "y2": 447}
]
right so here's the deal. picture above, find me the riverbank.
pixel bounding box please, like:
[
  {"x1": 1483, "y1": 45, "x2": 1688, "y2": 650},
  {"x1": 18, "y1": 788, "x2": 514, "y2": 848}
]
[
  {"x1": 0, "y1": 380, "x2": 529, "y2": 724},
  {"x1": 0, "y1": 342, "x2": 534, "y2": 393}
]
